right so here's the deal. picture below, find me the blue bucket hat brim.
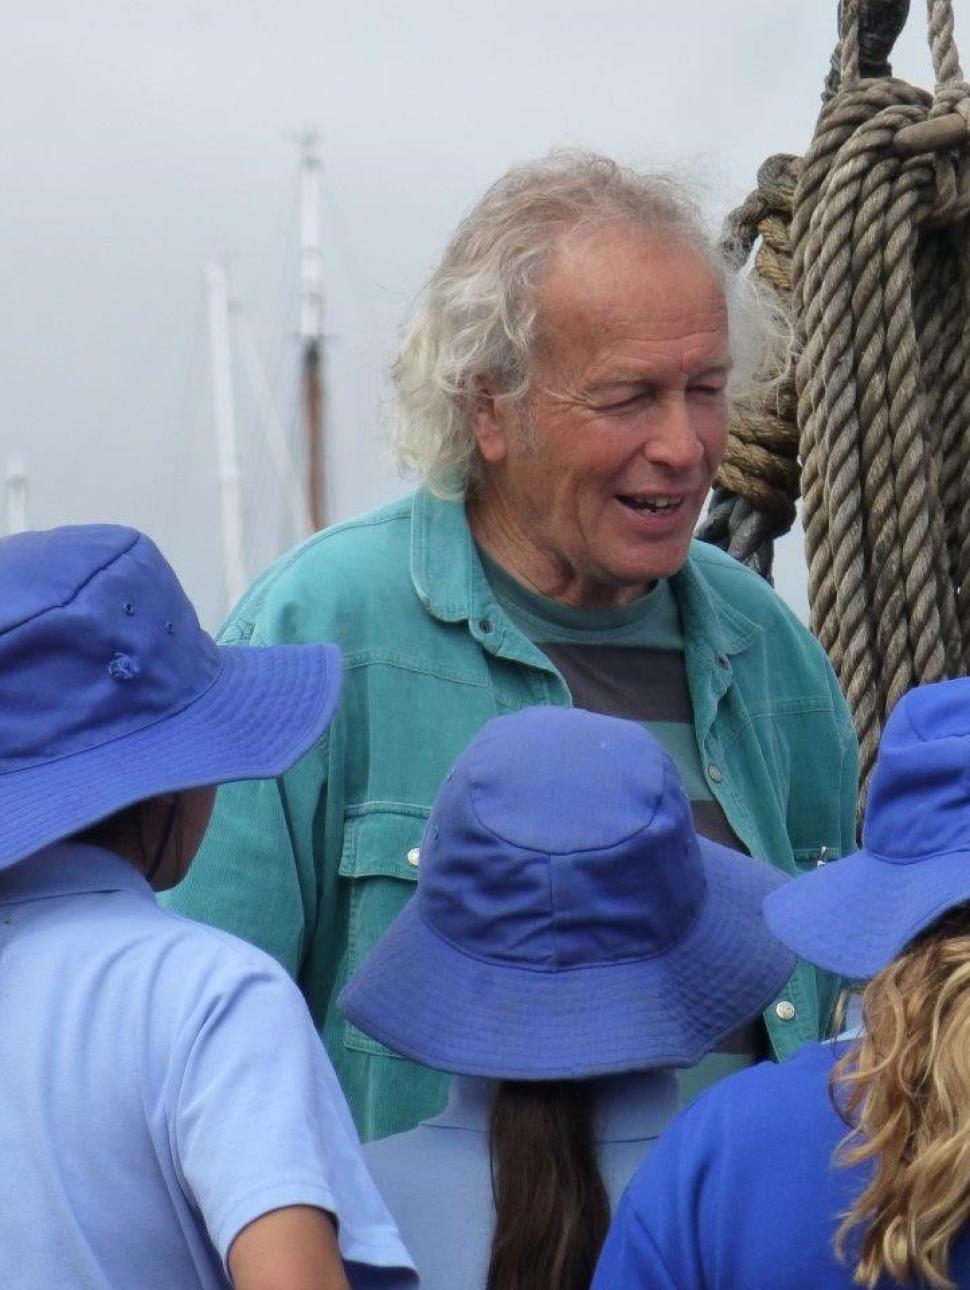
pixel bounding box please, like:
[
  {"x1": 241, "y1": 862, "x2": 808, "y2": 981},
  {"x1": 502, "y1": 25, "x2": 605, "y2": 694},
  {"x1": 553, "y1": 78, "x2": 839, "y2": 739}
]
[
  {"x1": 0, "y1": 641, "x2": 342, "y2": 870},
  {"x1": 763, "y1": 845, "x2": 970, "y2": 981},
  {"x1": 339, "y1": 837, "x2": 795, "y2": 1080}
]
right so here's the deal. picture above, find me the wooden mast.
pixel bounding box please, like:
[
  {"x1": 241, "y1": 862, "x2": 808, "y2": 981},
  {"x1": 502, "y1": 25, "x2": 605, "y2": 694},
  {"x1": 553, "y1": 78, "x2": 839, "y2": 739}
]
[{"x1": 298, "y1": 132, "x2": 326, "y2": 532}]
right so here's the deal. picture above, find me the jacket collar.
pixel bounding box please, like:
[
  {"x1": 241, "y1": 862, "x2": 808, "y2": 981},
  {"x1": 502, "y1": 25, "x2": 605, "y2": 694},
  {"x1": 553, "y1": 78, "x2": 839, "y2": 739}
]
[
  {"x1": 672, "y1": 548, "x2": 761, "y2": 660},
  {"x1": 410, "y1": 486, "x2": 480, "y2": 624},
  {"x1": 410, "y1": 487, "x2": 557, "y2": 671},
  {"x1": 411, "y1": 485, "x2": 762, "y2": 661}
]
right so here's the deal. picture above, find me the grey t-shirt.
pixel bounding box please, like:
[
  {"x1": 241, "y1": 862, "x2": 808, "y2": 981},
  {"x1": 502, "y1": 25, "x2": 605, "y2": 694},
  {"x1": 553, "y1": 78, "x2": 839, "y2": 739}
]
[{"x1": 480, "y1": 549, "x2": 741, "y2": 848}]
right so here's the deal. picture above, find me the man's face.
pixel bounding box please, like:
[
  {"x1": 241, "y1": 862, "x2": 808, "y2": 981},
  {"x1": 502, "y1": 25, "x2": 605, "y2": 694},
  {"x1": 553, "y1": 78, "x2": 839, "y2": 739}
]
[{"x1": 470, "y1": 224, "x2": 731, "y2": 607}]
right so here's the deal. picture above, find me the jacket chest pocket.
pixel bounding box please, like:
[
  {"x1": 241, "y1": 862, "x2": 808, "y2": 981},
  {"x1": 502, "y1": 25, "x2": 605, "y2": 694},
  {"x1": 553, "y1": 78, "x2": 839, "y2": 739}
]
[{"x1": 338, "y1": 804, "x2": 429, "y2": 1057}]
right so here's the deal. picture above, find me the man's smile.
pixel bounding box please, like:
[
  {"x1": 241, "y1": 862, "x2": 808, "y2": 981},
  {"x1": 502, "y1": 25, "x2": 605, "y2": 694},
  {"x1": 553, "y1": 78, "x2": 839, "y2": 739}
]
[{"x1": 615, "y1": 493, "x2": 685, "y2": 515}]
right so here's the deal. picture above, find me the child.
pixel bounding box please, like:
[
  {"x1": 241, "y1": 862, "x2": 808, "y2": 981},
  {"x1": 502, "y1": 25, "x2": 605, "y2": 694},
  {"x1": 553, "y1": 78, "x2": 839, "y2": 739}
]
[
  {"x1": 340, "y1": 705, "x2": 795, "y2": 1290},
  {"x1": 594, "y1": 678, "x2": 970, "y2": 1289},
  {"x1": 0, "y1": 524, "x2": 416, "y2": 1289}
]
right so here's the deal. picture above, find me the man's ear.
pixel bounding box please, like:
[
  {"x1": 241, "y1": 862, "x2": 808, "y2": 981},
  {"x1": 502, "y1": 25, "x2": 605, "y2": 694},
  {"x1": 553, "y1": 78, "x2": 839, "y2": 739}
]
[{"x1": 469, "y1": 381, "x2": 511, "y2": 465}]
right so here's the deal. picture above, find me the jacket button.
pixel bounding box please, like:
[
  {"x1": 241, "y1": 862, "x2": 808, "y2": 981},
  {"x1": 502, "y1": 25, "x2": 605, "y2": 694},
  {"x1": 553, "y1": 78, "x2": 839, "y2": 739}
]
[
  {"x1": 406, "y1": 848, "x2": 420, "y2": 868},
  {"x1": 478, "y1": 618, "x2": 493, "y2": 634},
  {"x1": 707, "y1": 764, "x2": 724, "y2": 784},
  {"x1": 775, "y1": 1000, "x2": 796, "y2": 1021}
]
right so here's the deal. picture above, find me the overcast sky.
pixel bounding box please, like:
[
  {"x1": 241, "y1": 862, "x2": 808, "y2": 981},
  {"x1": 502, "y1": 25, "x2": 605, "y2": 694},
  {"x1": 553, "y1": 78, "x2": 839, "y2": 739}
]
[{"x1": 2, "y1": 2, "x2": 941, "y2": 627}]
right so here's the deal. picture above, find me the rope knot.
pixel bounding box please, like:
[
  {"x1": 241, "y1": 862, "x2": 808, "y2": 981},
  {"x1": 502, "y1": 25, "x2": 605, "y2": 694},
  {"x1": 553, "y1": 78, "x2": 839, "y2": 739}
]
[{"x1": 919, "y1": 85, "x2": 970, "y2": 225}]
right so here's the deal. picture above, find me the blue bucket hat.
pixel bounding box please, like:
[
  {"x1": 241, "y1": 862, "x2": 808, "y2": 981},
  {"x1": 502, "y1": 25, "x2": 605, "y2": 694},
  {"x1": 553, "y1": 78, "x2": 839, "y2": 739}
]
[
  {"x1": 0, "y1": 524, "x2": 342, "y2": 870},
  {"x1": 339, "y1": 707, "x2": 794, "y2": 1080},
  {"x1": 764, "y1": 678, "x2": 970, "y2": 980}
]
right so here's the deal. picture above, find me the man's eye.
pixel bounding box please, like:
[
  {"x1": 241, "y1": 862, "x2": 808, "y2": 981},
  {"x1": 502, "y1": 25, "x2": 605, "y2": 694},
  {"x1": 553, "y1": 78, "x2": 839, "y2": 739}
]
[
  {"x1": 598, "y1": 391, "x2": 651, "y2": 412},
  {"x1": 690, "y1": 385, "x2": 726, "y2": 398}
]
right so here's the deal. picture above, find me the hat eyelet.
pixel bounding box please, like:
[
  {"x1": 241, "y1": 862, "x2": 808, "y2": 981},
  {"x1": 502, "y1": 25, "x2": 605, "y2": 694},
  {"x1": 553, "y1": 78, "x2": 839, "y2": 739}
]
[
  {"x1": 165, "y1": 621, "x2": 175, "y2": 635},
  {"x1": 123, "y1": 601, "x2": 135, "y2": 616}
]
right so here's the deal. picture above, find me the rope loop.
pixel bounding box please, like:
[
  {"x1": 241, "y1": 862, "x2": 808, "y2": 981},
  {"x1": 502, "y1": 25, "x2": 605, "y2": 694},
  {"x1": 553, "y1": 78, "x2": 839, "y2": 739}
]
[
  {"x1": 703, "y1": 0, "x2": 970, "y2": 803},
  {"x1": 698, "y1": 154, "x2": 801, "y2": 577},
  {"x1": 790, "y1": 0, "x2": 970, "y2": 798},
  {"x1": 922, "y1": 78, "x2": 970, "y2": 224}
]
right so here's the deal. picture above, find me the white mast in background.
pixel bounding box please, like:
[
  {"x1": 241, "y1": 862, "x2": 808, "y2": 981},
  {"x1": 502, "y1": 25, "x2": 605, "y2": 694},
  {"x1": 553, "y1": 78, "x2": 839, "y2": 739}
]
[
  {"x1": 206, "y1": 260, "x2": 246, "y2": 609},
  {"x1": 235, "y1": 307, "x2": 314, "y2": 539},
  {"x1": 6, "y1": 455, "x2": 27, "y2": 534},
  {"x1": 298, "y1": 131, "x2": 326, "y2": 532}
]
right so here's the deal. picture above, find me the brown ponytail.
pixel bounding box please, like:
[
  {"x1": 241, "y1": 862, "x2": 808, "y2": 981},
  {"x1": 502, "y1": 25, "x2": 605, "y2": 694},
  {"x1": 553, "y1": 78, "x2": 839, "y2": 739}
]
[{"x1": 487, "y1": 1080, "x2": 610, "y2": 1290}]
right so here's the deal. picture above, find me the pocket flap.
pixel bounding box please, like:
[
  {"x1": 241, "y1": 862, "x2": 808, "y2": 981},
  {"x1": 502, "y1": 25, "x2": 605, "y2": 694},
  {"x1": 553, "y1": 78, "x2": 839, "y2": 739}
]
[{"x1": 338, "y1": 803, "x2": 430, "y2": 882}]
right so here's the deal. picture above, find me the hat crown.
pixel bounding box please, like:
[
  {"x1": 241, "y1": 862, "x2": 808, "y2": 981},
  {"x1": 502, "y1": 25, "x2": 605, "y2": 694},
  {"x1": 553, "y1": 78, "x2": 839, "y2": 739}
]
[
  {"x1": 0, "y1": 525, "x2": 220, "y2": 772},
  {"x1": 865, "y1": 678, "x2": 970, "y2": 862},
  {"x1": 418, "y1": 708, "x2": 705, "y2": 970}
]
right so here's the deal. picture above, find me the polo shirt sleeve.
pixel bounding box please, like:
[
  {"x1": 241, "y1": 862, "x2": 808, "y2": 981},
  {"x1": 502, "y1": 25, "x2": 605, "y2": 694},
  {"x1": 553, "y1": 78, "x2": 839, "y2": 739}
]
[
  {"x1": 593, "y1": 1098, "x2": 716, "y2": 1288},
  {"x1": 592, "y1": 1189, "x2": 681, "y2": 1287},
  {"x1": 167, "y1": 954, "x2": 417, "y2": 1288}
]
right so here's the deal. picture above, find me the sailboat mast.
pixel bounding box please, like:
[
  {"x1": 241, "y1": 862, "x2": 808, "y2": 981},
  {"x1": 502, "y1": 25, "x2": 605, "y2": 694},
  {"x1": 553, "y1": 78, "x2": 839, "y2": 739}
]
[
  {"x1": 5, "y1": 455, "x2": 27, "y2": 534},
  {"x1": 299, "y1": 132, "x2": 326, "y2": 533},
  {"x1": 206, "y1": 260, "x2": 246, "y2": 609}
]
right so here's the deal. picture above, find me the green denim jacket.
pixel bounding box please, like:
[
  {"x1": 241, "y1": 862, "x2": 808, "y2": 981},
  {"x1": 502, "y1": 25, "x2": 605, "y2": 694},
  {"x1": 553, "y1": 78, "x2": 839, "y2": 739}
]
[{"x1": 165, "y1": 488, "x2": 859, "y2": 1141}]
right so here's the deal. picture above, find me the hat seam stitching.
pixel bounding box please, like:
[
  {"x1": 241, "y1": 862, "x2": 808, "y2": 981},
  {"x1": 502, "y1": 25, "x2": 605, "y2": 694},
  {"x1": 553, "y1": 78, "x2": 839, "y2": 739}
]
[
  {"x1": 0, "y1": 529, "x2": 141, "y2": 637},
  {"x1": 864, "y1": 843, "x2": 970, "y2": 863},
  {"x1": 0, "y1": 652, "x2": 226, "y2": 777},
  {"x1": 463, "y1": 749, "x2": 666, "y2": 856},
  {"x1": 415, "y1": 889, "x2": 709, "y2": 972}
]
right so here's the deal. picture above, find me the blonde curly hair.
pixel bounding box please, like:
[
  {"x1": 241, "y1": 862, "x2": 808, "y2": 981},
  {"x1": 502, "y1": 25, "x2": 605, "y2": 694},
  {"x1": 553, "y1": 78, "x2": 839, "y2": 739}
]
[{"x1": 832, "y1": 906, "x2": 970, "y2": 1289}]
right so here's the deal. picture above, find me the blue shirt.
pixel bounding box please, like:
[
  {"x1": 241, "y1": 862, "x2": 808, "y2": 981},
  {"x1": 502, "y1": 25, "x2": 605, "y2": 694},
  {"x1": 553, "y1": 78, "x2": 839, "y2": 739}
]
[
  {"x1": 592, "y1": 1041, "x2": 970, "y2": 1288},
  {"x1": 364, "y1": 1069, "x2": 679, "y2": 1290},
  {"x1": 0, "y1": 844, "x2": 416, "y2": 1289}
]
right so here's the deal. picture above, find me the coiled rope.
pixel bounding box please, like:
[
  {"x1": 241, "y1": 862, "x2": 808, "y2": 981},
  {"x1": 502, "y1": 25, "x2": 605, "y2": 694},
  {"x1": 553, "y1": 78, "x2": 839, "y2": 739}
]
[
  {"x1": 699, "y1": 3, "x2": 913, "y2": 581},
  {"x1": 704, "y1": 0, "x2": 970, "y2": 797},
  {"x1": 699, "y1": 154, "x2": 801, "y2": 580}
]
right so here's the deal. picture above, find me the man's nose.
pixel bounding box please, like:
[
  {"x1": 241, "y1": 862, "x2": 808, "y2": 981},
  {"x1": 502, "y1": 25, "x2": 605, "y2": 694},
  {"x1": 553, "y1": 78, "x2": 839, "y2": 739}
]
[{"x1": 642, "y1": 397, "x2": 706, "y2": 471}]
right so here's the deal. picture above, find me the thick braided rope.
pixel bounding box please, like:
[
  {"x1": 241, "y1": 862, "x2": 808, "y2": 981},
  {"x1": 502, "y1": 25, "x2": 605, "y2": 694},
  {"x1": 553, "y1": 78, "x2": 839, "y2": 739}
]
[
  {"x1": 697, "y1": 156, "x2": 801, "y2": 578},
  {"x1": 791, "y1": 0, "x2": 970, "y2": 795},
  {"x1": 698, "y1": 3, "x2": 913, "y2": 577}
]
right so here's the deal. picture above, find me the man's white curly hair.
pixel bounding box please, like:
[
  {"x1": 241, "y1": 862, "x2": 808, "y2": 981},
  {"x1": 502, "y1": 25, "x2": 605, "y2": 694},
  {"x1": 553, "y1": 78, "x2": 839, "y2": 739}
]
[{"x1": 391, "y1": 151, "x2": 783, "y2": 498}]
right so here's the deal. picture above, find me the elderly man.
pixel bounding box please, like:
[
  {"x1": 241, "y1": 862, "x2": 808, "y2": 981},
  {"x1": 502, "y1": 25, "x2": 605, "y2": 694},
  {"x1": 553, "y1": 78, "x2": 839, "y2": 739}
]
[{"x1": 167, "y1": 153, "x2": 858, "y2": 1141}]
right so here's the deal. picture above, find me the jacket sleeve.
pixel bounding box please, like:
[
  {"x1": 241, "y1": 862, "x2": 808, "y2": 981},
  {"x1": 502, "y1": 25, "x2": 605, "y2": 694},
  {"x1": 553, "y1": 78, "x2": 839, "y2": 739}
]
[
  {"x1": 815, "y1": 662, "x2": 860, "y2": 1035},
  {"x1": 162, "y1": 752, "x2": 326, "y2": 978},
  {"x1": 830, "y1": 663, "x2": 861, "y2": 858}
]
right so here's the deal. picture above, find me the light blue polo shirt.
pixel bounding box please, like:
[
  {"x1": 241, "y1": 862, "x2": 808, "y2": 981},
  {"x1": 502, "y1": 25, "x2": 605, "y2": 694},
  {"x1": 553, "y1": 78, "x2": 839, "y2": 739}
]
[
  {"x1": 364, "y1": 1068, "x2": 679, "y2": 1290},
  {"x1": 0, "y1": 844, "x2": 417, "y2": 1289}
]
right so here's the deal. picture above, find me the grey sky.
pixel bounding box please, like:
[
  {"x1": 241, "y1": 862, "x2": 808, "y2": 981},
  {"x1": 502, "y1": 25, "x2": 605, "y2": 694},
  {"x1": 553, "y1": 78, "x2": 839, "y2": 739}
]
[{"x1": 2, "y1": 2, "x2": 941, "y2": 626}]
